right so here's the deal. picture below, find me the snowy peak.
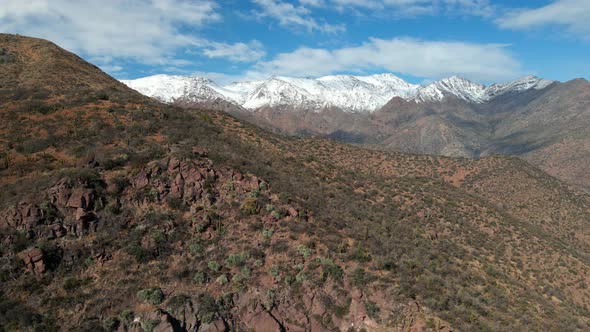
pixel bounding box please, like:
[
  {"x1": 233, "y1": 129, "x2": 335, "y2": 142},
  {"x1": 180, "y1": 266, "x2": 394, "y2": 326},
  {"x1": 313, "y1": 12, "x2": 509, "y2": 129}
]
[
  {"x1": 121, "y1": 74, "x2": 228, "y2": 103},
  {"x1": 243, "y1": 77, "x2": 318, "y2": 109},
  {"x1": 121, "y1": 74, "x2": 556, "y2": 112},
  {"x1": 483, "y1": 76, "x2": 554, "y2": 100},
  {"x1": 412, "y1": 76, "x2": 486, "y2": 103}
]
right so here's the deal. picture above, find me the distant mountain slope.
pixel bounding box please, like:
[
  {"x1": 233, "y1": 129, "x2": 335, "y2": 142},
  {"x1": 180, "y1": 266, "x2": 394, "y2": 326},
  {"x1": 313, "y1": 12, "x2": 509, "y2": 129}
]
[
  {"x1": 2, "y1": 34, "x2": 590, "y2": 331},
  {"x1": 123, "y1": 72, "x2": 590, "y2": 192}
]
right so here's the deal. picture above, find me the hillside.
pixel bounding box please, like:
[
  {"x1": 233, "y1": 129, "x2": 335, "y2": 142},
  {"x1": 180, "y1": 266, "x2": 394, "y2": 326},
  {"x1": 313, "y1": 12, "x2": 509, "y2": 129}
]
[
  {"x1": 1, "y1": 34, "x2": 590, "y2": 332},
  {"x1": 123, "y1": 73, "x2": 590, "y2": 192}
]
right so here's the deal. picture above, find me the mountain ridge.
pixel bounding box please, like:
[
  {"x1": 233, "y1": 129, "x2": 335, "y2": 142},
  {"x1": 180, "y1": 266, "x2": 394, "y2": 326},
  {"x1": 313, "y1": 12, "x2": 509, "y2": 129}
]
[{"x1": 122, "y1": 73, "x2": 555, "y2": 112}]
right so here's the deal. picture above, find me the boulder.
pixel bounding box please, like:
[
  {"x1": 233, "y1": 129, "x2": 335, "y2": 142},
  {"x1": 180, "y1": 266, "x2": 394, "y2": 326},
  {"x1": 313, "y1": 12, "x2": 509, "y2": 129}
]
[
  {"x1": 19, "y1": 248, "x2": 46, "y2": 276},
  {"x1": 49, "y1": 178, "x2": 72, "y2": 207},
  {"x1": 170, "y1": 173, "x2": 185, "y2": 198},
  {"x1": 67, "y1": 188, "x2": 95, "y2": 210},
  {"x1": 132, "y1": 170, "x2": 150, "y2": 189},
  {"x1": 244, "y1": 311, "x2": 282, "y2": 331},
  {"x1": 167, "y1": 157, "x2": 181, "y2": 174},
  {"x1": 287, "y1": 206, "x2": 298, "y2": 218}
]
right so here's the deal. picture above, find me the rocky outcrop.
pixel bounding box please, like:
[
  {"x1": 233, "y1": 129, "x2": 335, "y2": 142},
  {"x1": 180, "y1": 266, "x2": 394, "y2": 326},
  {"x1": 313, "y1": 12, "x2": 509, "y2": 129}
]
[
  {"x1": 18, "y1": 248, "x2": 45, "y2": 276},
  {"x1": 1, "y1": 202, "x2": 44, "y2": 231}
]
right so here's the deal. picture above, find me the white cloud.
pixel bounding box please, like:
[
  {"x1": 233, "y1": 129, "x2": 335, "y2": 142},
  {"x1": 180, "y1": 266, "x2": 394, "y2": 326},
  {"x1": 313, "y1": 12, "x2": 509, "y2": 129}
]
[
  {"x1": 203, "y1": 40, "x2": 266, "y2": 62},
  {"x1": 315, "y1": 0, "x2": 495, "y2": 17},
  {"x1": 252, "y1": 0, "x2": 345, "y2": 33},
  {"x1": 0, "y1": 0, "x2": 221, "y2": 65},
  {"x1": 248, "y1": 37, "x2": 523, "y2": 82},
  {"x1": 496, "y1": 0, "x2": 590, "y2": 39}
]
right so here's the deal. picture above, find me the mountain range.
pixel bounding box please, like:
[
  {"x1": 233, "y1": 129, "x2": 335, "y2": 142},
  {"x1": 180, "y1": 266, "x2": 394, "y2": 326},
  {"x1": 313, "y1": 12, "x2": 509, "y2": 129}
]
[
  {"x1": 2, "y1": 34, "x2": 590, "y2": 331},
  {"x1": 123, "y1": 73, "x2": 590, "y2": 192},
  {"x1": 122, "y1": 73, "x2": 554, "y2": 111}
]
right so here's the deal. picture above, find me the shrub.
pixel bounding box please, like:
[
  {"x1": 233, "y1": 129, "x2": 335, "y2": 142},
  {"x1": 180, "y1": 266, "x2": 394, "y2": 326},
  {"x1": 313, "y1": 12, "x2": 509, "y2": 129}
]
[
  {"x1": 208, "y1": 261, "x2": 220, "y2": 272},
  {"x1": 351, "y1": 267, "x2": 373, "y2": 287},
  {"x1": 364, "y1": 301, "x2": 380, "y2": 319},
  {"x1": 296, "y1": 270, "x2": 308, "y2": 283},
  {"x1": 142, "y1": 319, "x2": 161, "y2": 332},
  {"x1": 316, "y1": 257, "x2": 344, "y2": 281},
  {"x1": 96, "y1": 92, "x2": 110, "y2": 101},
  {"x1": 225, "y1": 252, "x2": 248, "y2": 267},
  {"x1": 270, "y1": 265, "x2": 280, "y2": 277},
  {"x1": 297, "y1": 245, "x2": 313, "y2": 259},
  {"x1": 137, "y1": 288, "x2": 164, "y2": 305},
  {"x1": 119, "y1": 310, "x2": 134, "y2": 324},
  {"x1": 216, "y1": 274, "x2": 228, "y2": 285},
  {"x1": 189, "y1": 243, "x2": 203, "y2": 257},
  {"x1": 240, "y1": 197, "x2": 259, "y2": 215},
  {"x1": 262, "y1": 229, "x2": 273, "y2": 239},
  {"x1": 194, "y1": 271, "x2": 207, "y2": 285},
  {"x1": 271, "y1": 211, "x2": 282, "y2": 220},
  {"x1": 167, "y1": 294, "x2": 191, "y2": 310},
  {"x1": 126, "y1": 244, "x2": 152, "y2": 263},
  {"x1": 62, "y1": 277, "x2": 81, "y2": 291},
  {"x1": 102, "y1": 316, "x2": 120, "y2": 331},
  {"x1": 350, "y1": 246, "x2": 371, "y2": 262}
]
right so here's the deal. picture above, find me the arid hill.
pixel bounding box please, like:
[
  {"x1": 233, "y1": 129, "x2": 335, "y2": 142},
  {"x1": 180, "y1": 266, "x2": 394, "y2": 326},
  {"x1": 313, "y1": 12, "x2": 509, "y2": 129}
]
[{"x1": 1, "y1": 34, "x2": 590, "y2": 331}]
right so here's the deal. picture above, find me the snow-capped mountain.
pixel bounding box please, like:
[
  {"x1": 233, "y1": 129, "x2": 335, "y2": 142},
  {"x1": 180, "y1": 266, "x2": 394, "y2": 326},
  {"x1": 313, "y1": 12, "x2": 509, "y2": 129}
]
[
  {"x1": 483, "y1": 76, "x2": 554, "y2": 100},
  {"x1": 121, "y1": 74, "x2": 228, "y2": 103},
  {"x1": 121, "y1": 74, "x2": 555, "y2": 112},
  {"x1": 412, "y1": 76, "x2": 487, "y2": 103}
]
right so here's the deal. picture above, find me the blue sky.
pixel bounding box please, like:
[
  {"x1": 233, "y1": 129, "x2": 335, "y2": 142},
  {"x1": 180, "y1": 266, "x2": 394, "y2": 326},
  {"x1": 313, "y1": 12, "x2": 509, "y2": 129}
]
[{"x1": 1, "y1": 0, "x2": 589, "y2": 85}]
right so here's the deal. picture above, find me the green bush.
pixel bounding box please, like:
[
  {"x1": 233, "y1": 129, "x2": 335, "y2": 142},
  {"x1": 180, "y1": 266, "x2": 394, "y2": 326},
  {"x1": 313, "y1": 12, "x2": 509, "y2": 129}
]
[
  {"x1": 137, "y1": 288, "x2": 164, "y2": 305},
  {"x1": 194, "y1": 271, "x2": 207, "y2": 285},
  {"x1": 297, "y1": 245, "x2": 313, "y2": 259},
  {"x1": 102, "y1": 316, "x2": 120, "y2": 331},
  {"x1": 225, "y1": 252, "x2": 248, "y2": 267},
  {"x1": 262, "y1": 229, "x2": 273, "y2": 239},
  {"x1": 189, "y1": 243, "x2": 204, "y2": 256},
  {"x1": 216, "y1": 274, "x2": 228, "y2": 285},
  {"x1": 208, "y1": 261, "x2": 220, "y2": 272},
  {"x1": 119, "y1": 310, "x2": 134, "y2": 323},
  {"x1": 240, "y1": 266, "x2": 251, "y2": 279},
  {"x1": 126, "y1": 244, "x2": 152, "y2": 263},
  {"x1": 316, "y1": 257, "x2": 344, "y2": 281}
]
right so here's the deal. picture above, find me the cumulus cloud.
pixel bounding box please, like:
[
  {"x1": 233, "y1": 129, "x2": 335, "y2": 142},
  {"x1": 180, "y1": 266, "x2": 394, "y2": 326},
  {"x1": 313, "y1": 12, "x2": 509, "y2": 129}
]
[
  {"x1": 307, "y1": 0, "x2": 495, "y2": 17},
  {"x1": 248, "y1": 37, "x2": 523, "y2": 82},
  {"x1": 0, "y1": 0, "x2": 225, "y2": 66},
  {"x1": 203, "y1": 40, "x2": 266, "y2": 62},
  {"x1": 0, "y1": 0, "x2": 271, "y2": 74},
  {"x1": 496, "y1": 0, "x2": 590, "y2": 39},
  {"x1": 252, "y1": 0, "x2": 345, "y2": 33}
]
